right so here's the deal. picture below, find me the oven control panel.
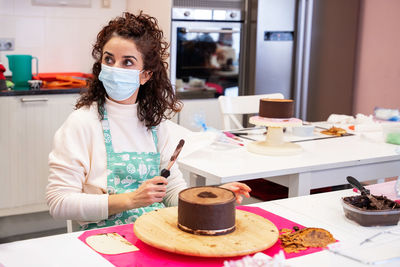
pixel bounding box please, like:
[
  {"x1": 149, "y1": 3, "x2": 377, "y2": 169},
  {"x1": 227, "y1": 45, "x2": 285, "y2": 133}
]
[{"x1": 172, "y1": 8, "x2": 242, "y2": 21}]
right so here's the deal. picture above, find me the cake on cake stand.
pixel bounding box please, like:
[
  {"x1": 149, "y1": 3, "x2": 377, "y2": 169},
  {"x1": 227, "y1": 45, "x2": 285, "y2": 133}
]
[{"x1": 247, "y1": 116, "x2": 303, "y2": 156}]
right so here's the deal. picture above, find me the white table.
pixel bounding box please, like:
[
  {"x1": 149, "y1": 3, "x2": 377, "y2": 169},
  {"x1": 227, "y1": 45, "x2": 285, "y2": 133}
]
[
  {"x1": 253, "y1": 189, "x2": 400, "y2": 266},
  {"x1": 178, "y1": 133, "x2": 400, "y2": 197},
  {"x1": 0, "y1": 188, "x2": 399, "y2": 267}
]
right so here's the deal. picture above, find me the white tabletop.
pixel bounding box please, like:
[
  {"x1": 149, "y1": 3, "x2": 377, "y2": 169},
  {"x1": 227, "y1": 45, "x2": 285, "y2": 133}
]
[
  {"x1": 0, "y1": 186, "x2": 399, "y2": 267},
  {"x1": 256, "y1": 189, "x2": 400, "y2": 266},
  {"x1": 0, "y1": 231, "x2": 112, "y2": 267},
  {"x1": 178, "y1": 132, "x2": 400, "y2": 196}
]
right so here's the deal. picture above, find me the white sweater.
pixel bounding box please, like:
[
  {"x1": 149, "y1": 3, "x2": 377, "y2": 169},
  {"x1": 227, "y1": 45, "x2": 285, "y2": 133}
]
[{"x1": 46, "y1": 98, "x2": 187, "y2": 223}]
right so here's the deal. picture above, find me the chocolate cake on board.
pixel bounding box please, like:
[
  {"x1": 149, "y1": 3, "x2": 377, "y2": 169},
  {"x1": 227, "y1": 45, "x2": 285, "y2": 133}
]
[{"x1": 178, "y1": 186, "x2": 236, "y2": 236}]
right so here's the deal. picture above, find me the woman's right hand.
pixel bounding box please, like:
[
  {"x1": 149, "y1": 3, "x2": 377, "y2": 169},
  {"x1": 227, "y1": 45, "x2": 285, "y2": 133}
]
[
  {"x1": 128, "y1": 176, "x2": 168, "y2": 208},
  {"x1": 108, "y1": 176, "x2": 168, "y2": 216}
]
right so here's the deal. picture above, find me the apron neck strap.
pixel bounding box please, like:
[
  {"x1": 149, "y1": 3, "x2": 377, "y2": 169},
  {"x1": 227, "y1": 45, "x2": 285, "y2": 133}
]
[{"x1": 101, "y1": 107, "x2": 159, "y2": 153}]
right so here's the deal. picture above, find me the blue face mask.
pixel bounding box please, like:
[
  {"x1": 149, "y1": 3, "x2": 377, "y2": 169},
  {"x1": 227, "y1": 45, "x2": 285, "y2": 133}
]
[{"x1": 99, "y1": 64, "x2": 142, "y2": 101}]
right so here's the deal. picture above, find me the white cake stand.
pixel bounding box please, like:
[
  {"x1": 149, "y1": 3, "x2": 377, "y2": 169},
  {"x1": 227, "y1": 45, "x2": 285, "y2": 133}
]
[{"x1": 247, "y1": 116, "x2": 303, "y2": 156}]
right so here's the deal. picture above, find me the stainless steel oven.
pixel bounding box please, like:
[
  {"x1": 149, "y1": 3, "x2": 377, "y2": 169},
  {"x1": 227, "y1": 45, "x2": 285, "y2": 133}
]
[{"x1": 171, "y1": 4, "x2": 244, "y2": 99}]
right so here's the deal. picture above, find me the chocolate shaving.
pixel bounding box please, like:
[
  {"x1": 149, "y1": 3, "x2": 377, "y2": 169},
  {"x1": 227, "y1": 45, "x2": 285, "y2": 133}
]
[
  {"x1": 343, "y1": 195, "x2": 400, "y2": 211},
  {"x1": 321, "y1": 126, "x2": 347, "y2": 136},
  {"x1": 279, "y1": 227, "x2": 336, "y2": 253}
]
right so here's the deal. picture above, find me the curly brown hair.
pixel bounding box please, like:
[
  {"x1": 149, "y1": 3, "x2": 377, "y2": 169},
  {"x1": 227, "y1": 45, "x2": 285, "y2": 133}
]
[{"x1": 76, "y1": 11, "x2": 182, "y2": 128}]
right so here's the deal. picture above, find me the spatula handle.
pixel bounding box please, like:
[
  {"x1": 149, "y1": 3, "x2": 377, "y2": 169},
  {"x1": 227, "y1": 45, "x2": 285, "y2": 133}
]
[
  {"x1": 157, "y1": 169, "x2": 170, "y2": 185},
  {"x1": 160, "y1": 169, "x2": 170, "y2": 178},
  {"x1": 347, "y1": 176, "x2": 370, "y2": 195}
]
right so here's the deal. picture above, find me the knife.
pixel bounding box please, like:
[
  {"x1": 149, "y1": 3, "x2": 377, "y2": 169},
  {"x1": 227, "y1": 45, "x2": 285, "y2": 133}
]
[
  {"x1": 159, "y1": 139, "x2": 185, "y2": 181},
  {"x1": 291, "y1": 133, "x2": 354, "y2": 143}
]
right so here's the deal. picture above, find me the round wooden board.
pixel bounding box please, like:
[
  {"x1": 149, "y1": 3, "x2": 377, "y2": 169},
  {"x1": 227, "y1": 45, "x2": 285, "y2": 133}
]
[
  {"x1": 133, "y1": 207, "x2": 279, "y2": 257},
  {"x1": 247, "y1": 141, "x2": 303, "y2": 156}
]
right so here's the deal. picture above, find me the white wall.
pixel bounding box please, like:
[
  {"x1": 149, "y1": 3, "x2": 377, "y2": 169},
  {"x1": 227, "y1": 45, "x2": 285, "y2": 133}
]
[
  {"x1": 0, "y1": 0, "x2": 127, "y2": 76},
  {"x1": 126, "y1": 0, "x2": 172, "y2": 46},
  {"x1": 353, "y1": 0, "x2": 400, "y2": 114}
]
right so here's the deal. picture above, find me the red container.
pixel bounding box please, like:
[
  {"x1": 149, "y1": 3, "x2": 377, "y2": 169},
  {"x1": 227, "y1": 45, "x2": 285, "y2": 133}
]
[
  {"x1": 32, "y1": 72, "x2": 93, "y2": 89},
  {"x1": 32, "y1": 72, "x2": 92, "y2": 81}
]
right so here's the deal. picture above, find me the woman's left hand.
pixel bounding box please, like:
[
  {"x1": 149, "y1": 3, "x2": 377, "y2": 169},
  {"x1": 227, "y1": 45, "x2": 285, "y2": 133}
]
[{"x1": 220, "y1": 182, "x2": 251, "y2": 204}]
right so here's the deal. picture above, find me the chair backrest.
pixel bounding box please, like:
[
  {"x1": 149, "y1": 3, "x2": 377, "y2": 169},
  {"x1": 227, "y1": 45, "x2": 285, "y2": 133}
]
[{"x1": 218, "y1": 93, "x2": 284, "y2": 130}]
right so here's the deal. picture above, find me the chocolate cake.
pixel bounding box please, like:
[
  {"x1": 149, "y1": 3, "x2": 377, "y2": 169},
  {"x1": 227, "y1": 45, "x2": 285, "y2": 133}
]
[
  {"x1": 178, "y1": 186, "x2": 236, "y2": 236},
  {"x1": 259, "y1": 99, "x2": 294, "y2": 118}
]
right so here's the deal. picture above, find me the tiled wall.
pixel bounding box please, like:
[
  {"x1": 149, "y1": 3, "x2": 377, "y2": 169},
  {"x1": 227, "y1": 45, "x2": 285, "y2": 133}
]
[{"x1": 0, "y1": 0, "x2": 127, "y2": 76}]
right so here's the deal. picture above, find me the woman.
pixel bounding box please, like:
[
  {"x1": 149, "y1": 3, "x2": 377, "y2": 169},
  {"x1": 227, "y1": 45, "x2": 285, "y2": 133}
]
[{"x1": 46, "y1": 12, "x2": 250, "y2": 230}]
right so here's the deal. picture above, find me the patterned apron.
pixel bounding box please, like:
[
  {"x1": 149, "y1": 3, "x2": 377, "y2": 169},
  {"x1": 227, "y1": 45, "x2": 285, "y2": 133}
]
[{"x1": 82, "y1": 109, "x2": 165, "y2": 230}]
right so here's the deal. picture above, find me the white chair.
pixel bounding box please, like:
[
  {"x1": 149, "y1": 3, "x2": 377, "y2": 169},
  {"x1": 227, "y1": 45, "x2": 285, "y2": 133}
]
[
  {"x1": 67, "y1": 220, "x2": 81, "y2": 233},
  {"x1": 218, "y1": 93, "x2": 284, "y2": 130}
]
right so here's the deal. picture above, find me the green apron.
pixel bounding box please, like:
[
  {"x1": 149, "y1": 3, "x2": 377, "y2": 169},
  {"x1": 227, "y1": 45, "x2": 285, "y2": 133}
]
[{"x1": 82, "y1": 109, "x2": 165, "y2": 230}]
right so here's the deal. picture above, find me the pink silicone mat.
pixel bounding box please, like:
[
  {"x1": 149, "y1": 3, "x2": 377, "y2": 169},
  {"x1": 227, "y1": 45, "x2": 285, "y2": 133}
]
[
  {"x1": 78, "y1": 206, "x2": 327, "y2": 267},
  {"x1": 352, "y1": 181, "x2": 400, "y2": 203}
]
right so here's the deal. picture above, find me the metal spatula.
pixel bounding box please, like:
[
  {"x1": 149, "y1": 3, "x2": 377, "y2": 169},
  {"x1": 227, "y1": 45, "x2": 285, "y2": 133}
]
[{"x1": 346, "y1": 176, "x2": 384, "y2": 209}]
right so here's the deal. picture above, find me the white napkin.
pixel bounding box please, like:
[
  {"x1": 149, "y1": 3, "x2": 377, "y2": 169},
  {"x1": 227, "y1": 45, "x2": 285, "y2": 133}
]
[
  {"x1": 223, "y1": 251, "x2": 289, "y2": 267},
  {"x1": 166, "y1": 120, "x2": 217, "y2": 158},
  {"x1": 326, "y1": 114, "x2": 355, "y2": 124},
  {"x1": 328, "y1": 229, "x2": 400, "y2": 266}
]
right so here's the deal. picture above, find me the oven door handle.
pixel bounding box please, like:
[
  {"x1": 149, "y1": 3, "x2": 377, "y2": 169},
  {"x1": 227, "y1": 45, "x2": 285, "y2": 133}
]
[{"x1": 180, "y1": 28, "x2": 240, "y2": 34}]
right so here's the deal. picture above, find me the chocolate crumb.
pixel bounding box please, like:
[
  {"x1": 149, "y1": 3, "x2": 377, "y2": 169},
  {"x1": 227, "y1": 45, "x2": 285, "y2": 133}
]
[
  {"x1": 197, "y1": 191, "x2": 218, "y2": 198},
  {"x1": 343, "y1": 195, "x2": 400, "y2": 226},
  {"x1": 343, "y1": 195, "x2": 400, "y2": 210}
]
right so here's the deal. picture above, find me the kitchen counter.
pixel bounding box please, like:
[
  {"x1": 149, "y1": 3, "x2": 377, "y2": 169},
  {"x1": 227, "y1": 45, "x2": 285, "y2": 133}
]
[
  {"x1": 176, "y1": 89, "x2": 216, "y2": 99},
  {"x1": 0, "y1": 88, "x2": 86, "y2": 96},
  {"x1": 1, "y1": 88, "x2": 213, "y2": 98}
]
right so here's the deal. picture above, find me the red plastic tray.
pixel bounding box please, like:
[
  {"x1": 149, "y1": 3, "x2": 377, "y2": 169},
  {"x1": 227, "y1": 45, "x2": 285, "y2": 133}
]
[{"x1": 33, "y1": 72, "x2": 92, "y2": 81}]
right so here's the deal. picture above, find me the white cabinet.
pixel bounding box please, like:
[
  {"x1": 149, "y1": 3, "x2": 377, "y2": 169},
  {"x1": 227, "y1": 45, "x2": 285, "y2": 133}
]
[
  {"x1": 0, "y1": 94, "x2": 79, "y2": 216},
  {"x1": 177, "y1": 98, "x2": 223, "y2": 132}
]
